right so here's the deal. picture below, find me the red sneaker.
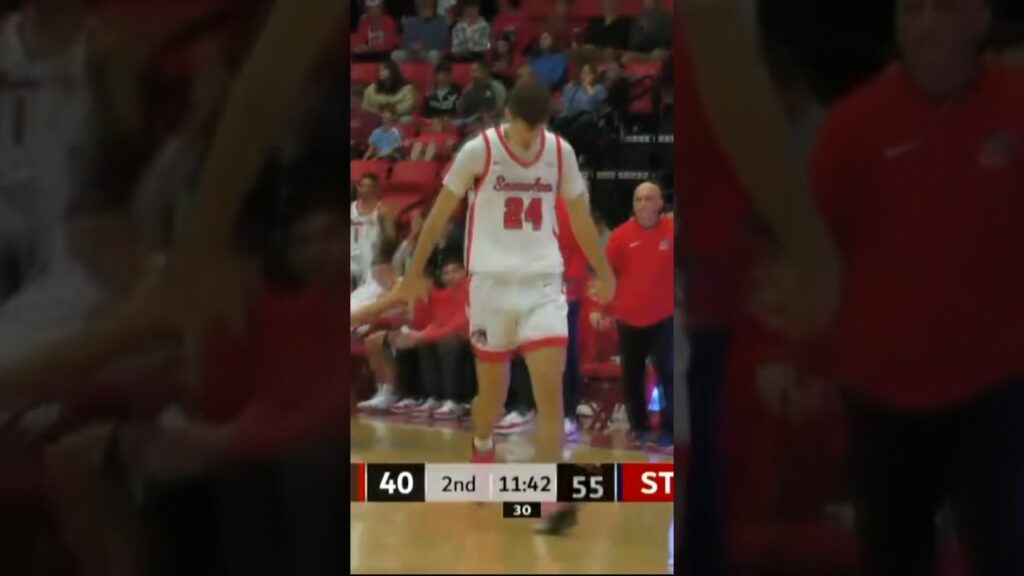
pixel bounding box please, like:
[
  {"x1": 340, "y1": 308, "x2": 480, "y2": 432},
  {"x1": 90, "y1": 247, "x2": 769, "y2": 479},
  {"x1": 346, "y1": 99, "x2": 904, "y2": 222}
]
[{"x1": 470, "y1": 439, "x2": 496, "y2": 464}]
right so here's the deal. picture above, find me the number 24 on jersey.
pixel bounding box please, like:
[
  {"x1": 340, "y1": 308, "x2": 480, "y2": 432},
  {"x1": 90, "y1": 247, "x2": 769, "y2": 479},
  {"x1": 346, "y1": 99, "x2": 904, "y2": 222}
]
[{"x1": 503, "y1": 197, "x2": 543, "y2": 231}]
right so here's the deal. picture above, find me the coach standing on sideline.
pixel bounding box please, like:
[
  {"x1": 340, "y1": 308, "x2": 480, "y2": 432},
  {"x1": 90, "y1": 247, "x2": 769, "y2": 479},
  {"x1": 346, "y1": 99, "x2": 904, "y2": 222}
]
[
  {"x1": 606, "y1": 182, "x2": 674, "y2": 448},
  {"x1": 800, "y1": 0, "x2": 1024, "y2": 573}
]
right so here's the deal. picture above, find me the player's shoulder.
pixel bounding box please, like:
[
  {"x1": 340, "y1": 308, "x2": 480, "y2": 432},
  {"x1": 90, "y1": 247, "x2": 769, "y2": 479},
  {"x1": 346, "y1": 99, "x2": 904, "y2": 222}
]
[
  {"x1": 548, "y1": 129, "x2": 575, "y2": 154},
  {"x1": 454, "y1": 130, "x2": 493, "y2": 159}
]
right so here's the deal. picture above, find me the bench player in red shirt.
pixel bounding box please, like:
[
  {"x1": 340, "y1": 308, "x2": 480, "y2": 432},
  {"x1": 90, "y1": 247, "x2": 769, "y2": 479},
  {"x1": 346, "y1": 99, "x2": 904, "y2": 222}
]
[{"x1": 394, "y1": 80, "x2": 615, "y2": 534}]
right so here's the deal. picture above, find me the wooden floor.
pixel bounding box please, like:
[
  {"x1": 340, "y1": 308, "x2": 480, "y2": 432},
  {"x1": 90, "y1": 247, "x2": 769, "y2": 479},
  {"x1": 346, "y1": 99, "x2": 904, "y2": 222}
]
[{"x1": 351, "y1": 418, "x2": 673, "y2": 574}]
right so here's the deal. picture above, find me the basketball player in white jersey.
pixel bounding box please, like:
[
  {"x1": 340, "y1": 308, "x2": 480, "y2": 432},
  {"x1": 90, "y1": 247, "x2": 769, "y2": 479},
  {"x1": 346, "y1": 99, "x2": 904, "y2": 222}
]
[
  {"x1": 350, "y1": 172, "x2": 394, "y2": 288},
  {"x1": 394, "y1": 80, "x2": 616, "y2": 533}
]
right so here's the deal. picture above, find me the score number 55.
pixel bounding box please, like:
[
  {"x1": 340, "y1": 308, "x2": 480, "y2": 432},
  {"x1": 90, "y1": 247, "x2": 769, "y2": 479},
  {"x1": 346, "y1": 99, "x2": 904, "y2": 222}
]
[{"x1": 572, "y1": 475, "x2": 605, "y2": 500}]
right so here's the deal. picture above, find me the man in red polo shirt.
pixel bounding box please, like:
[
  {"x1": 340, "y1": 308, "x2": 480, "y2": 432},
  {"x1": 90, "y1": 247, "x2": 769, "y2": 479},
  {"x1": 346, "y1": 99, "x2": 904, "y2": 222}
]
[
  {"x1": 606, "y1": 182, "x2": 674, "y2": 448},
  {"x1": 680, "y1": 2, "x2": 843, "y2": 575},
  {"x1": 809, "y1": 0, "x2": 1024, "y2": 573}
]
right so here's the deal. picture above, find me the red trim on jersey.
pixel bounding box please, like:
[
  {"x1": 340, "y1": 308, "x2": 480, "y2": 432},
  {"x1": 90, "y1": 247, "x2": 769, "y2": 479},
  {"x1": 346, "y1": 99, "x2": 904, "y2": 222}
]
[
  {"x1": 518, "y1": 336, "x2": 569, "y2": 354},
  {"x1": 553, "y1": 133, "x2": 565, "y2": 242},
  {"x1": 473, "y1": 346, "x2": 517, "y2": 362},
  {"x1": 495, "y1": 124, "x2": 546, "y2": 168},
  {"x1": 554, "y1": 133, "x2": 564, "y2": 193},
  {"x1": 465, "y1": 132, "x2": 492, "y2": 269}
]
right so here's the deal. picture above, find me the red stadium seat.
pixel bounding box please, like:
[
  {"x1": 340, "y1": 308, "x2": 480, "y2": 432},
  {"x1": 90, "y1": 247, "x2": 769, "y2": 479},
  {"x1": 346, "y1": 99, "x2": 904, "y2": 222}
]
[
  {"x1": 402, "y1": 61, "x2": 436, "y2": 94},
  {"x1": 350, "y1": 159, "x2": 390, "y2": 183},
  {"x1": 398, "y1": 122, "x2": 419, "y2": 141},
  {"x1": 624, "y1": 60, "x2": 663, "y2": 79},
  {"x1": 390, "y1": 160, "x2": 440, "y2": 186},
  {"x1": 351, "y1": 62, "x2": 377, "y2": 87},
  {"x1": 451, "y1": 62, "x2": 473, "y2": 89}
]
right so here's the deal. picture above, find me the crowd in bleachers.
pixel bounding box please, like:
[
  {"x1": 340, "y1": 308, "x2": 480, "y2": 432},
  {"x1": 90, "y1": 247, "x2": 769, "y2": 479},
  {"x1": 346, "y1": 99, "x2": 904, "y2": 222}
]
[{"x1": 349, "y1": 0, "x2": 675, "y2": 449}]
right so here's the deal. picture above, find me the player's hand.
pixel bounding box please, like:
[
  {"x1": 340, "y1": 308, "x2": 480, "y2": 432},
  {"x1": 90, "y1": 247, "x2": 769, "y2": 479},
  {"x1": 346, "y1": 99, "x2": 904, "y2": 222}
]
[
  {"x1": 752, "y1": 246, "x2": 842, "y2": 340},
  {"x1": 588, "y1": 271, "x2": 616, "y2": 305},
  {"x1": 393, "y1": 274, "x2": 430, "y2": 305}
]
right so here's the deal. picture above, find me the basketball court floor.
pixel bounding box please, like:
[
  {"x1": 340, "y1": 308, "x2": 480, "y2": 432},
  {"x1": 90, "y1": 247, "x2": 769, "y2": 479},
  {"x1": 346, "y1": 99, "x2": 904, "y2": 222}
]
[{"x1": 351, "y1": 417, "x2": 674, "y2": 574}]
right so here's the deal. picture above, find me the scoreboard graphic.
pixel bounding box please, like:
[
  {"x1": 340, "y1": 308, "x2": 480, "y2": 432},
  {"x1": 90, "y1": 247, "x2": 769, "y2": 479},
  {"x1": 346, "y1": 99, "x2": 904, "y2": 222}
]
[{"x1": 351, "y1": 462, "x2": 674, "y2": 514}]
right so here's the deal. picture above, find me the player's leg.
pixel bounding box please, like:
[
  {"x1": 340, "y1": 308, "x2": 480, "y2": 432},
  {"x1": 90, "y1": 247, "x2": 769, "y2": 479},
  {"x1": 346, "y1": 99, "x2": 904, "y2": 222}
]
[
  {"x1": 518, "y1": 276, "x2": 577, "y2": 533},
  {"x1": 467, "y1": 274, "x2": 516, "y2": 461},
  {"x1": 470, "y1": 358, "x2": 512, "y2": 460},
  {"x1": 357, "y1": 330, "x2": 396, "y2": 410}
]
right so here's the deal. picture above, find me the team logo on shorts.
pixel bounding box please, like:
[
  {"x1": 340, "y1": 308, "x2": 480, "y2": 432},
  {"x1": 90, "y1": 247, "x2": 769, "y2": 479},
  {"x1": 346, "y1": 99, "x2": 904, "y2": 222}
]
[{"x1": 471, "y1": 328, "x2": 488, "y2": 346}]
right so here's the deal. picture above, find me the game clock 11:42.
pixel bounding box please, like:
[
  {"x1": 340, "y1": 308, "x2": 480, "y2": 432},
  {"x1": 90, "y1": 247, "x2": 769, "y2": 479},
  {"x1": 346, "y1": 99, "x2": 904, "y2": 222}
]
[
  {"x1": 498, "y1": 476, "x2": 550, "y2": 493},
  {"x1": 494, "y1": 465, "x2": 557, "y2": 502}
]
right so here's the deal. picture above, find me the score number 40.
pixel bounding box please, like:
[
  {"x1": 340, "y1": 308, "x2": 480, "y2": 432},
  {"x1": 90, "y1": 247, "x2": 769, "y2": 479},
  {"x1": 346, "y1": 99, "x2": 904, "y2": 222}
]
[{"x1": 379, "y1": 471, "x2": 415, "y2": 495}]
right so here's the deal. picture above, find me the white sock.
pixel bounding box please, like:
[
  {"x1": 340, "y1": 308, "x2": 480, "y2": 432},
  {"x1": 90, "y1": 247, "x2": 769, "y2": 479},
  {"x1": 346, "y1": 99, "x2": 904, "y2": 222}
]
[{"x1": 473, "y1": 436, "x2": 493, "y2": 451}]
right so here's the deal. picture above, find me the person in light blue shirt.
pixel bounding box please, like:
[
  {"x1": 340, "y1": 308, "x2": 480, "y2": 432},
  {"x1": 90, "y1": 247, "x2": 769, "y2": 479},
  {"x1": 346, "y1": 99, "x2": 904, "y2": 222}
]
[
  {"x1": 559, "y1": 63, "x2": 608, "y2": 115},
  {"x1": 526, "y1": 31, "x2": 567, "y2": 89},
  {"x1": 365, "y1": 106, "x2": 403, "y2": 160}
]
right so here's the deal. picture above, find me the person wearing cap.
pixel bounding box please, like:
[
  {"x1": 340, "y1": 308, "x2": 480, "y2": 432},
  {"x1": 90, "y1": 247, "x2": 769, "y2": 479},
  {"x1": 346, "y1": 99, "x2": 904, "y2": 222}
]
[
  {"x1": 605, "y1": 182, "x2": 674, "y2": 448},
  {"x1": 352, "y1": 0, "x2": 400, "y2": 61}
]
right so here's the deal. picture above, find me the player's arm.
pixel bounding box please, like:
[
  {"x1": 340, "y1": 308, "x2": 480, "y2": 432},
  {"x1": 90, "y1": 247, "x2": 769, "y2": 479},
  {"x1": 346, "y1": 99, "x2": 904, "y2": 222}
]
[
  {"x1": 559, "y1": 141, "x2": 615, "y2": 299},
  {"x1": 405, "y1": 188, "x2": 463, "y2": 279},
  {"x1": 401, "y1": 137, "x2": 482, "y2": 286},
  {"x1": 682, "y1": 0, "x2": 838, "y2": 267},
  {"x1": 351, "y1": 290, "x2": 406, "y2": 328}
]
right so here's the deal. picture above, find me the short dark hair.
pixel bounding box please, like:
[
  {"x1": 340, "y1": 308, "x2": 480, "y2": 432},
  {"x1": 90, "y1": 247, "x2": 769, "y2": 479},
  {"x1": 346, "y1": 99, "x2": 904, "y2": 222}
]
[
  {"x1": 435, "y1": 61, "x2": 452, "y2": 75},
  {"x1": 361, "y1": 172, "x2": 381, "y2": 185},
  {"x1": 507, "y1": 79, "x2": 552, "y2": 126},
  {"x1": 379, "y1": 104, "x2": 397, "y2": 116}
]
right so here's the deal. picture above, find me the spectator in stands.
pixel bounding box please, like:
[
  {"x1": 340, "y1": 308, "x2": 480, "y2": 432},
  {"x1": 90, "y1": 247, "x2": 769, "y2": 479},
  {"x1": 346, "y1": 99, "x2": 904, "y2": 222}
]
[
  {"x1": 457, "y1": 60, "x2": 507, "y2": 120},
  {"x1": 624, "y1": 0, "x2": 672, "y2": 62},
  {"x1": 364, "y1": 105, "x2": 404, "y2": 160},
  {"x1": 393, "y1": 257, "x2": 471, "y2": 419},
  {"x1": 409, "y1": 116, "x2": 458, "y2": 161},
  {"x1": 544, "y1": 0, "x2": 574, "y2": 51},
  {"x1": 350, "y1": 85, "x2": 378, "y2": 158},
  {"x1": 392, "y1": 0, "x2": 449, "y2": 65},
  {"x1": 423, "y1": 61, "x2": 461, "y2": 118},
  {"x1": 437, "y1": 0, "x2": 459, "y2": 24},
  {"x1": 362, "y1": 60, "x2": 417, "y2": 118},
  {"x1": 450, "y1": 0, "x2": 491, "y2": 62},
  {"x1": 554, "y1": 63, "x2": 606, "y2": 165},
  {"x1": 527, "y1": 30, "x2": 568, "y2": 89},
  {"x1": 353, "y1": 0, "x2": 401, "y2": 61},
  {"x1": 560, "y1": 63, "x2": 609, "y2": 115},
  {"x1": 491, "y1": 0, "x2": 534, "y2": 55},
  {"x1": 581, "y1": 0, "x2": 634, "y2": 61},
  {"x1": 489, "y1": 32, "x2": 523, "y2": 87},
  {"x1": 606, "y1": 182, "x2": 674, "y2": 448}
]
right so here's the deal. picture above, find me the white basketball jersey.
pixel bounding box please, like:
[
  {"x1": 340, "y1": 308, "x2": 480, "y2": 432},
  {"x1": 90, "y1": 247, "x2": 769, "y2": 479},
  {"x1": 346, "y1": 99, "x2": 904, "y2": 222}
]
[
  {"x1": 0, "y1": 14, "x2": 97, "y2": 278},
  {"x1": 464, "y1": 127, "x2": 568, "y2": 276},
  {"x1": 351, "y1": 200, "x2": 381, "y2": 280}
]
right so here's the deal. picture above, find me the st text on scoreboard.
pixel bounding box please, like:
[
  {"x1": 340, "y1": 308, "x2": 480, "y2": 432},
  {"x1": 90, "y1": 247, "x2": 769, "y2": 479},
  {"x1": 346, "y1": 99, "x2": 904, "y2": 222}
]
[{"x1": 349, "y1": 462, "x2": 674, "y2": 503}]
